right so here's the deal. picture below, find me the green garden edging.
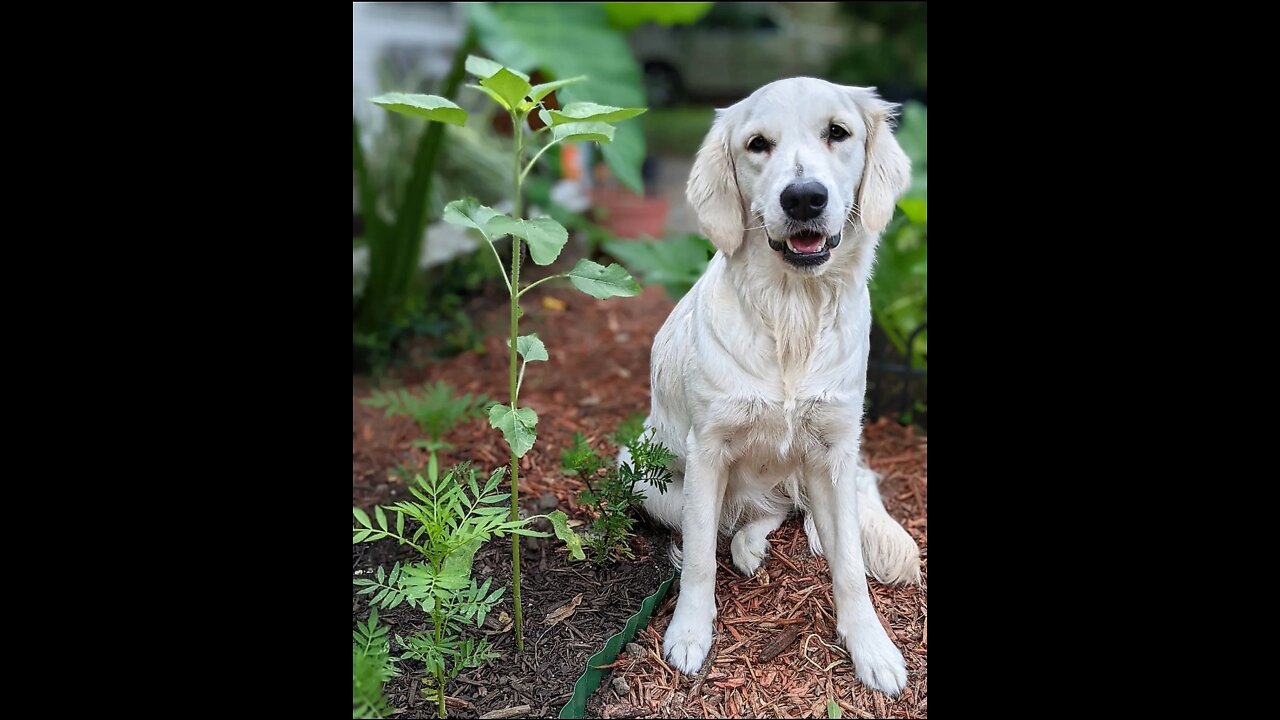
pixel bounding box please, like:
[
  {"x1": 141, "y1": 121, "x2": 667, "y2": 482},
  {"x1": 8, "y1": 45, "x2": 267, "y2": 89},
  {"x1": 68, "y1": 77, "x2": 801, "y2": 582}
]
[{"x1": 557, "y1": 569, "x2": 677, "y2": 719}]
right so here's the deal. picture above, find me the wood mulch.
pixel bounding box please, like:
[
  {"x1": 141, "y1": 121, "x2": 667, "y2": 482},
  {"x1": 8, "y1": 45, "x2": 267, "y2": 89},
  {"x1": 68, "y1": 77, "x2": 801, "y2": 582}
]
[{"x1": 354, "y1": 279, "x2": 927, "y2": 719}]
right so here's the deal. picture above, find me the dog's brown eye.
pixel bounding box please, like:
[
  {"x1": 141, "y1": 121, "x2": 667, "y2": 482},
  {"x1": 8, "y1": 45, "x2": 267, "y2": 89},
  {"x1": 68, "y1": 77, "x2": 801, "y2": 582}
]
[
  {"x1": 747, "y1": 136, "x2": 771, "y2": 153},
  {"x1": 828, "y1": 124, "x2": 849, "y2": 142}
]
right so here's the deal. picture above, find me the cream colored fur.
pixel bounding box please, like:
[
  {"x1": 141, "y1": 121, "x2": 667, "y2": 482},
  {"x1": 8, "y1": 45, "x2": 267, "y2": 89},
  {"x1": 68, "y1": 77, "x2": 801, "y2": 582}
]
[{"x1": 623, "y1": 77, "x2": 920, "y2": 696}]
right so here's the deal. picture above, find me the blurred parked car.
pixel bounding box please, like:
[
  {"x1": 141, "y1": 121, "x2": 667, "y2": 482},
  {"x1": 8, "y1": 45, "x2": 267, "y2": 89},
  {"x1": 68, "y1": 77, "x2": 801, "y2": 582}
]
[{"x1": 628, "y1": 2, "x2": 847, "y2": 106}]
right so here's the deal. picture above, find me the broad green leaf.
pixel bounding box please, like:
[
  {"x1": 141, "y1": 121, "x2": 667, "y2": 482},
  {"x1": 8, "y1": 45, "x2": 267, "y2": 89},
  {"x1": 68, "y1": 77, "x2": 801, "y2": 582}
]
[
  {"x1": 548, "y1": 509, "x2": 586, "y2": 561},
  {"x1": 567, "y1": 259, "x2": 641, "y2": 299},
  {"x1": 510, "y1": 333, "x2": 549, "y2": 362},
  {"x1": 374, "y1": 505, "x2": 387, "y2": 531},
  {"x1": 469, "y1": 2, "x2": 649, "y2": 192},
  {"x1": 396, "y1": 510, "x2": 405, "y2": 537},
  {"x1": 828, "y1": 701, "x2": 843, "y2": 719},
  {"x1": 466, "y1": 82, "x2": 512, "y2": 111},
  {"x1": 508, "y1": 527, "x2": 552, "y2": 537},
  {"x1": 485, "y1": 216, "x2": 568, "y2": 265},
  {"x1": 465, "y1": 55, "x2": 530, "y2": 81},
  {"x1": 530, "y1": 76, "x2": 588, "y2": 104},
  {"x1": 551, "y1": 121, "x2": 615, "y2": 145},
  {"x1": 442, "y1": 198, "x2": 505, "y2": 238},
  {"x1": 898, "y1": 198, "x2": 927, "y2": 224},
  {"x1": 480, "y1": 67, "x2": 533, "y2": 111},
  {"x1": 550, "y1": 102, "x2": 646, "y2": 125},
  {"x1": 353, "y1": 530, "x2": 372, "y2": 543},
  {"x1": 603, "y1": 234, "x2": 714, "y2": 300},
  {"x1": 602, "y1": 2, "x2": 713, "y2": 29},
  {"x1": 488, "y1": 404, "x2": 538, "y2": 458},
  {"x1": 353, "y1": 507, "x2": 372, "y2": 528},
  {"x1": 537, "y1": 106, "x2": 553, "y2": 129},
  {"x1": 443, "y1": 538, "x2": 483, "y2": 582},
  {"x1": 369, "y1": 93, "x2": 467, "y2": 126}
]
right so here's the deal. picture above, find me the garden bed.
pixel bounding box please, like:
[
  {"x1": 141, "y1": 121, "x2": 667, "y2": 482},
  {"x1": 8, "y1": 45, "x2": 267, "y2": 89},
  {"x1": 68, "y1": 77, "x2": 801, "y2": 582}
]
[
  {"x1": 354, "y1": 282, "x2": 927, "y2": 719},
  {"x1": 353, "y1": 524, "x2": 672, "y2": 718}
]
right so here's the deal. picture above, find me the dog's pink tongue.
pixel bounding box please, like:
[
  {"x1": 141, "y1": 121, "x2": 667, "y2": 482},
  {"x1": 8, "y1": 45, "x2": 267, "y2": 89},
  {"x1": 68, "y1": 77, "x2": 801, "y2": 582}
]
[{"x1": 791, "y1": 236, "x2": 824, "y2": 253}]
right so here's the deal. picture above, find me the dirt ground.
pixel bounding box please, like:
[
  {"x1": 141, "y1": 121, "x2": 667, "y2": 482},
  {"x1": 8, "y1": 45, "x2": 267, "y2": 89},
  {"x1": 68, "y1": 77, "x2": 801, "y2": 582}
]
[{"x1": 354, "y1": 281, "x2": 927, "y2": 718}]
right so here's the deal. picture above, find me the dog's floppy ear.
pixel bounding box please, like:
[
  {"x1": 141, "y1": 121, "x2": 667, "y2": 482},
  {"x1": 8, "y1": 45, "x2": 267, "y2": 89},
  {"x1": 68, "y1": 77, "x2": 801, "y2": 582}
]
[
  {"x1": 849, "y1": 88, "x2": 911, "y2": 233},
  {"x1": 686, "y1": 109, "x2": 745, "y2": 256}
]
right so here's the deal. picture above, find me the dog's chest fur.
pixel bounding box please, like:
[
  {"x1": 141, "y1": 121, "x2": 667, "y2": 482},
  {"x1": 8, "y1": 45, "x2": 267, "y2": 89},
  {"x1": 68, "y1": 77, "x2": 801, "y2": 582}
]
[{"x1": 696, "y1": 270, "x2": 869, "y2": 477}]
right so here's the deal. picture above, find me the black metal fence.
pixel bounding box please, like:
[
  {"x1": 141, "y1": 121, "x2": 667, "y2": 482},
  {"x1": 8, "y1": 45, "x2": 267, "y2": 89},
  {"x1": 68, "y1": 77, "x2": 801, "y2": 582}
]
[{"x1": 865, "y1": 321, "x2": 927, "y2": 431}]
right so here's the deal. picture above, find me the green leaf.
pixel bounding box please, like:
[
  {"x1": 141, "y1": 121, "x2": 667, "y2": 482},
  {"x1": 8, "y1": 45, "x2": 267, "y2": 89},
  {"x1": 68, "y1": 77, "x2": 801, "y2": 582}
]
[
  {"x1": 529, "y1": 76, "x2": 587, "y2": 103},
  {"x1": 396, "y1": 509, "x2": 405, "y2": 537},
  {"x1": 602, "y1": 2, "x2": 713, "y2": 29},
  {"x1": 567, "y1": 259, "x2": 641, "y2": 299},
  {"x1": 465, "y1": 55, "x2": 530, "y2": 81},
  {"x1": 511, "y1": 334, "x2": 548, "y2": 363},
  {"x1": 469, "y1": 2, "x2": 649, "y2": 192},
  {"x1": 485, "y1": 216, "x2": 568, "y2": 265},
  {"x1": 442, "y1": 198, "x2": 504, "y2": 237},
  {"x1": 353, "y1": 530, "x2": 373, "y2": 543},
  {"x1": 898, "y1": 198, "x2": 927, "y2": 224},
  {"x1": 353, "y1": 507, "x2": 372, "y2": 528},
  {"x1": 374, "y1": 506, "x2": 388, "y2": 531},
  {"x1": 507, "y1": 526, "x2": 552, "y2": 537},
  {"x1": 488, "y1": 405, "x2": 538, "y2": 458},
  {"x1": 603, "y1": 234, "x2": 714, "y2": 300},
  {"x1": 827, "y1": 701, "x2": 843, "y2": 719},
  {"x1": 443, "y1": 538, "x2": 484, "y2": 581},
  {"x1": 547, "y1": 510, "x2": 586, "y2": 561},
  {"x1": 466, "y1": 82, "x2": 512, "y2": 111},
  {"x1": 550, "y1": 102, "x2": 646, "y2": 125},
  {"x1": 369, "y1": 93, "x2": 467, "y2": 126},
  {"x1": 480, "y1": 67, "x2": 534, "y2": 111},
  {"x1": 551, "y1": 121, "x2": 615, "y2": 145}
]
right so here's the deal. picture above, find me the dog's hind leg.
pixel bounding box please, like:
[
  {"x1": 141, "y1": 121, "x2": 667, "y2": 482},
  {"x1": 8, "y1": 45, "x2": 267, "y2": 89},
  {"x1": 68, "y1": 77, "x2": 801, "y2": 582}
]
[
  {"x1": 803, "y1": 461, "x2": 920, "y2": 585},
  {"x1": 730, "y1": 508, "x2": 788, "y2": 576}
]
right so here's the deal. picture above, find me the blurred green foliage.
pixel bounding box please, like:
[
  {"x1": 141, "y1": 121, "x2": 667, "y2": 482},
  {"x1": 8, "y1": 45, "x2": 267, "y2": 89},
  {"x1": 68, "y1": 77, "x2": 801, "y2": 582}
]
[
  {"x1": 603, "y1": 234, "x2": 715, "y2": 300},
  {"x1": 603, "y1": 2, "x2": 714, "y2": 29},
  {"x1": 355, "y1": 39, "x2": 509, "y2": 374},
  {"x1": 869, "y1": 100, "x2": 926, "y2": 369},
  {"x1": 826, "y1": 2, "x2": 927, "y2": 94},
  {"x1": 470, "y1": 3, "x2": 648, "y2": 194},
  {"x1": 468, "y1": 2, "x2": 710, "y2": 194}
]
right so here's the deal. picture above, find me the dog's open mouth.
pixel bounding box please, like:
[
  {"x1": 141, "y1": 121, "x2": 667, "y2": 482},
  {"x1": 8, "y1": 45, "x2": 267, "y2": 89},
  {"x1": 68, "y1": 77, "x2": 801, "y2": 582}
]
[{"x1": 768, "y1": 230, "x2": 841, "y2": 268}]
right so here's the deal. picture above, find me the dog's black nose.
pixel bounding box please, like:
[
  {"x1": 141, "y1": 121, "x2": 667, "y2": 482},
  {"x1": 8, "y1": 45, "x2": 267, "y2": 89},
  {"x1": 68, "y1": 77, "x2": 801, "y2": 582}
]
[{"x1": 780, "y1": 180, "x2": 828, "y2": 221}]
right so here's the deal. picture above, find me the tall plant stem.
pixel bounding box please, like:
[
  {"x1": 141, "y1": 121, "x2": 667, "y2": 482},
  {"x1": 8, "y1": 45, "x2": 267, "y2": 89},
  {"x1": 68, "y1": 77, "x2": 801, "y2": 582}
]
[{"x1": 508, "y1": 108, "x2": 526, "y2": 652}]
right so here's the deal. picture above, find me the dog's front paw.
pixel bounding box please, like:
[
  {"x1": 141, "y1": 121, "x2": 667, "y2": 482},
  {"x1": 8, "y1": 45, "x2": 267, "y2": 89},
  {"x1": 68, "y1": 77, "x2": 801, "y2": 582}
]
[
  {"x1": 663, "y1": 613, "x2": 713, "y2": 674},
  {"x1": 842, "y1": 624, "x2": 908, "y2": 696},
  {"x1": 730, "y1": 528, "x2": 768, "y2": 576}
]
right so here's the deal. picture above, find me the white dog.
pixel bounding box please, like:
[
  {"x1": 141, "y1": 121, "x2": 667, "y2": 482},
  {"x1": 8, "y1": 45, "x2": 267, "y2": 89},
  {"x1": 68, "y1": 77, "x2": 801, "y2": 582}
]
[{"x1": 626, "y1": 77, "x2": 922, "y2": 696}]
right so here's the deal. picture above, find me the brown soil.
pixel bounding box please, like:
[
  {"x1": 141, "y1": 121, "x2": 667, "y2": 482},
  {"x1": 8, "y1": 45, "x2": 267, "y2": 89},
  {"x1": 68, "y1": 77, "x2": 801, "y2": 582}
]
[{"x1": 354, "y1": 279, "x2": 927, "y2": 719}]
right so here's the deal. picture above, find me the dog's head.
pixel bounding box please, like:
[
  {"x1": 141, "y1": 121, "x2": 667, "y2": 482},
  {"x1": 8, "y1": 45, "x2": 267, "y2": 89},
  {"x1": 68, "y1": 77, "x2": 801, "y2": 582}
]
[{"x1": 686, "y1": 77, "x2": 911, "y2": 274}]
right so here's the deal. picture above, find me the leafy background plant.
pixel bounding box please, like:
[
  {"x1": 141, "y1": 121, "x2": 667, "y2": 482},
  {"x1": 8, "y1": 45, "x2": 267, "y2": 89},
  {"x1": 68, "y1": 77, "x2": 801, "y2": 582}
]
[
  {"x1": 353, "y1": 31, "x2": 478, "y2": 373},
  {"x1": 362, "y1": 380, "x2": 489, "y2": 458},
  {"x1": 868, "y1": 100, "x2": 927, "y2": 370}
]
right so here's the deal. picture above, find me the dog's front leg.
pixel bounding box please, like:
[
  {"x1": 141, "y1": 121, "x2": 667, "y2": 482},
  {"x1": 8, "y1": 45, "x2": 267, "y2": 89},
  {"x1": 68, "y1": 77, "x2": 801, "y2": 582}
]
[
  {"x1": 807, "y1": 452, "x2": 908, "y2": 696},
  {"x1": 663, "y1": 433, "x2": 727, "y2": 674}
]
